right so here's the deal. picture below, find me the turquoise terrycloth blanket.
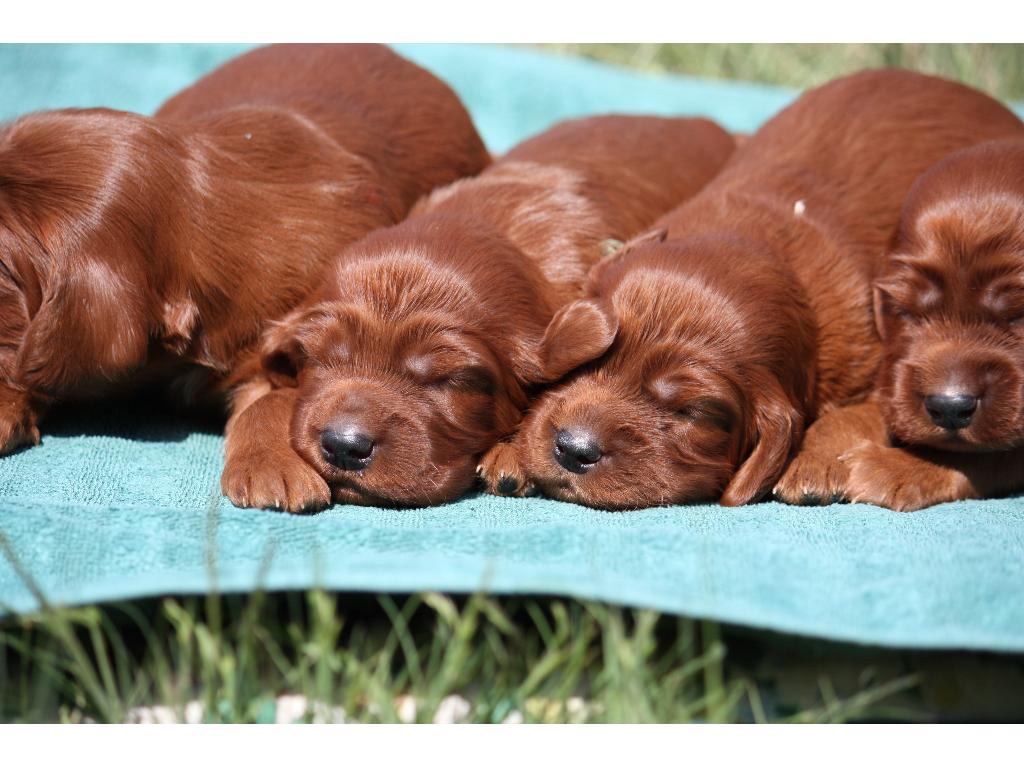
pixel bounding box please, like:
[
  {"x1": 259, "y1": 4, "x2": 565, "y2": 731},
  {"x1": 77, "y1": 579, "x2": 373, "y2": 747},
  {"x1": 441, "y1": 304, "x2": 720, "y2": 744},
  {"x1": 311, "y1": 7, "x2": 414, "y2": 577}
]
[{"x1": 1, "y1": 44, "x2": 1023, "y2": 652}]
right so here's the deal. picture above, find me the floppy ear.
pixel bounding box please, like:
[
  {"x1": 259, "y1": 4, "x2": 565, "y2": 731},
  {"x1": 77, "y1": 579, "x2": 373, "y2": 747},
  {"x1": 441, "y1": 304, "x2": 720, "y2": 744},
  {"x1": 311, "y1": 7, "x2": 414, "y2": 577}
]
[
  {"x1": 872, "y1": 282, "x2": 890, "y2": 342},
  {"x1": 524, "y1": 298, "x2": 618, "y2": 383},
  {"x1": 719, "y1": 376, "x2": 804, "y2": 506},
  {"x1": 260, "y1": 305, "x2": 329, "y2": 388}
]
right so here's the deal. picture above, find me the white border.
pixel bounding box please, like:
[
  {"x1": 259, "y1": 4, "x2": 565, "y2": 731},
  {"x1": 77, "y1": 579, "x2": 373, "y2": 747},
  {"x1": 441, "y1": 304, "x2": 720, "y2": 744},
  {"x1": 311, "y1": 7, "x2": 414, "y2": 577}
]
[
  {"x1": 3, "y1": 0, "x2": 1023, "y2": 42},
  {"x1": 2, "y1": 724, "x2": 1024, "y2": 765}
]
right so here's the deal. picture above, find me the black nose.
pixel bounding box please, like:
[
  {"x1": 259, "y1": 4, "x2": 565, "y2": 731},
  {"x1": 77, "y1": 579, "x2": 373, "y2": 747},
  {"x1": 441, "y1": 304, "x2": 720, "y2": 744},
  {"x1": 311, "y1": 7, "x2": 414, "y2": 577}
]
[
  {"x1": 924, "y1": 393, "x2": 979, "y2": 431},
  {"x1": 553, "y1": 428, "x2": 603, "y2": 474},
  {"x1": 320, "y1": 428, "x2": 375, "y2": 470}
]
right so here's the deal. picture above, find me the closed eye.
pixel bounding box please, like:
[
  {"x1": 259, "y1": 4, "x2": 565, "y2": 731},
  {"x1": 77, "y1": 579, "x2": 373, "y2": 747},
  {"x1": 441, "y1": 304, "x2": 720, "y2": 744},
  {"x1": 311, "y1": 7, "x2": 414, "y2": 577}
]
[
  {"x1": 891, "y1": 305, "x2": 922, "y2": 323},
  {"x1": 983, "y1": 283, "x2": 1024, "y2": 323},
  {"x1": 442, "y1": 365, "x2": 496, "y2": 395},
  {"x1": 675, "y1": 399, "x2": 734, "y2": 432},
  {"x1": 878, "y1": 264, "x2": 944, "y2": 321},
  {"x1": 410, "y1": 358, "x2": 496, "y2": 395}
]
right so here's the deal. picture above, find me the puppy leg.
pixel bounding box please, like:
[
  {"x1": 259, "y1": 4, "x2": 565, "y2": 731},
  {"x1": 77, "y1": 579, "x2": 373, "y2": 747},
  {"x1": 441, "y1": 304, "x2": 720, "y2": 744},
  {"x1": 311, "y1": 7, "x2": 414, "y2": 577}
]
[
  {"x1": 0, "y1": 271, "x2": 39, "y2": 454},
  {"x1": 478, "y1": 437, "x2": 534, "y2": 497},
  {"x1": 777, "y1": 398, "x2": 1024, "y2": 511},
  {"x1": 774, "y1": 400, "x2": 888, "y2": 505},
  {"x1": 838, "y1": 442, "x2": 974, "y2": 511},
  {"x1": 221, "y1": 383, "x2": 331, "y2": 513},
  {"x1": 0, "y1": 383, "x2": 40, "y2": 455},
  {"x1": 841, "y1": 443, "x2": 1024, "y2": 512}
]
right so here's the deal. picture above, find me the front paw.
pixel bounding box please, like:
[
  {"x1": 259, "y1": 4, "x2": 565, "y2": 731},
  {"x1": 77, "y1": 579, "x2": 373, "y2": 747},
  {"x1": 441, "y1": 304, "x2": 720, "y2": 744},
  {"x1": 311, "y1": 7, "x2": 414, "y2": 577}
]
[
  {"x1": 839, "y1": 442, "x2": 973, "y2": 512},
  {"x1": 222, "y1": 451, "x2": 331, "y2": 513},
  {"x1": 774, "y1": 447, "x2": 850, "y2": 505},
  {"x1": 478, "y1": 441, "x2": 532, "y2": 497},
  {"x1": 0, "y1": 398, "x2": 40, "y2": 455}
]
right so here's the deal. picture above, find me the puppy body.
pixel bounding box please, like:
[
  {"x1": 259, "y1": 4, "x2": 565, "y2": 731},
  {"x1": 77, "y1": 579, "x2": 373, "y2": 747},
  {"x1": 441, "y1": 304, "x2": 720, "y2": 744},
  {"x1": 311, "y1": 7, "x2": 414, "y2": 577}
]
[
  {"x1": 0, "y1": 44, "x2": 488, "y2": 451},
  {"x1": 223, "y1": 115, "x2": 736, "y2": 510},
  {"x1": 498, "y1": 70, "x2": 1024, "y2": 510},
  {"x1": 779, "y1": 138, "x2": 1024, "y2": 510}
]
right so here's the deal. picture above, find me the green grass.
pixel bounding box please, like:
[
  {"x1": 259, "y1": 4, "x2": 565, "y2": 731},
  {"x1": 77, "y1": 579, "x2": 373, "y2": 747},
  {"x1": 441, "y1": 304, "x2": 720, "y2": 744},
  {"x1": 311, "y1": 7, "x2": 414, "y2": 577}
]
[
  {"x1": 2, "y1": 590, "x2": 937, "y2": 724},
  {"x1": 536, "y1": 44, "x2": 1024, "y2": 103}
]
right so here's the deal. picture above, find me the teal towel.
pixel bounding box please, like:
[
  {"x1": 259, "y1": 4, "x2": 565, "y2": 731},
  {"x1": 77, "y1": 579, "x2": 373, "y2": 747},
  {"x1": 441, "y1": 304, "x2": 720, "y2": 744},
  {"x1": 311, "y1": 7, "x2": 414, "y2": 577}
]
[{"x1": 1, "y1": 45, "x2": 1023, "y2": 653}]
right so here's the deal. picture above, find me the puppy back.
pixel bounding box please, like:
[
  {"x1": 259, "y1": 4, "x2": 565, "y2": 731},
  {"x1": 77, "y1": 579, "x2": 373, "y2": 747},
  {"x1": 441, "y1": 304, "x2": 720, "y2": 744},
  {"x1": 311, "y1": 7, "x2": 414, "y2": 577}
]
[
  {"x1": 156, "y1": 44, "x2": 489, "y2": 212},
  {"x1": 502, "y1": 114, "x2": 736, "y2": 234}
]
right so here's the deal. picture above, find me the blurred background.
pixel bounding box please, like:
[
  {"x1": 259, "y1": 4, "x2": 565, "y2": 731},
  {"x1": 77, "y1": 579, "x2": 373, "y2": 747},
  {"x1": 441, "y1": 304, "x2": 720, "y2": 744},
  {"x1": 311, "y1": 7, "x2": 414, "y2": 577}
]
[
  {"x1": 538, "y1": 44, "x2": 1024, "y2": 101},
  {"x1": 2, "y1": 44, "x2": 1023, "y2": 154}
]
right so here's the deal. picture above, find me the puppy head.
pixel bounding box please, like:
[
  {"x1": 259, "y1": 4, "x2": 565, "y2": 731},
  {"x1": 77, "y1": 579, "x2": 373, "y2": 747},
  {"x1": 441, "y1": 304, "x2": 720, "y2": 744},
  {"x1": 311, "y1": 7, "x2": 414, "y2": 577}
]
[
  {"x1": 875, "y1": 141, "x2": 1024, "y2": 451},
  {"x1": 262, "y1": 222, "x2": 551, "y2": 507},
  {"x1": 516, "y1": 237, "x2": 814, "y2": 509}
]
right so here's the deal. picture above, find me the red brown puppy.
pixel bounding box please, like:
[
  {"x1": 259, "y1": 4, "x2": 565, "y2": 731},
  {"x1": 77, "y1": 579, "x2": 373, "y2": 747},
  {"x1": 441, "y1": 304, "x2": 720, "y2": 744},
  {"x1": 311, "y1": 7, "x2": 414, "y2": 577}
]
[
  {"x1": 776, "y1": 138, "x2": 1024, "y2": 511},
  {"x1": 488, "y1": 70, "x2": 1024, "y2": 510},
  {"x1": 0, "y1": 44, "x2": 488, "y2": 452},
  {"x1": 222, "y1": 115, "x2": 736, "y2": 510}
]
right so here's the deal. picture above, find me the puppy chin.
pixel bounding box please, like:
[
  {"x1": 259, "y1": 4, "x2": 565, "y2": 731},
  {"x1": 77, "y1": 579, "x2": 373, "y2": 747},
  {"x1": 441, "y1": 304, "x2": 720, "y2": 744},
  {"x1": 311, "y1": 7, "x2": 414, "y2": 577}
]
[
  {"x1": 327, "y1": 457, "x2": 476, "y2": 508},
  {"x1": 529, "y1": 463, "x2": 716, "y2": 510},
  {"x1": 331, "y1": 481, "x2": 393, "y2": 507},
  {"x1": 525, "y1": 441, "x2": 722, "y2": 510},
  {"x1": 528, "y1": 470, "x2": 587, "y2": 506},
  {"x1": 538, "y1": 480, "x2": 643, "y2": 511}
]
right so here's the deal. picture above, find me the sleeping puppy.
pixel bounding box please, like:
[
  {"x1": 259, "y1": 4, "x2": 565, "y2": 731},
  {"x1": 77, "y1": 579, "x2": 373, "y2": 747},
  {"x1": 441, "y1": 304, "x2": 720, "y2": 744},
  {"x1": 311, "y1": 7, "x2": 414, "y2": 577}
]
[
  {"x1": 222, "y1": 115, "x2": 736, "y2": 510},
  {"x1": 0, "y1": 44, "x2": 488, "y2": 454},
  {"x1": 484, "y1": 70, "x2": 1024, "y2": 510},
  {"x1": 776, "y1": 138, "x2": 1024, "y2": 511}
]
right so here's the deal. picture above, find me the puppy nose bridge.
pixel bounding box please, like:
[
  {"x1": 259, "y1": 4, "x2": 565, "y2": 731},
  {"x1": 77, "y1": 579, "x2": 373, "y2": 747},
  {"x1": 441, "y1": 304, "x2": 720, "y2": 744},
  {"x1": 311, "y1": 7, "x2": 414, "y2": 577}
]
[
  {"x1": 329, "y1": 383, "x2": 375, "y2": 412},
  {"x1": 554, "y1": 385, "x2": 644, "y2": 444},
  {"x1": 923, "y1": 339, "x2": 1023, "y2": 391},
  {"x1": 322, "y1": 377, "x2": 397, "y2": 427},
  {"x1": 556, "y1": 385, "x2": 623, "y2": 424},
  {"x1": 918, "y1": 332, "x2": 1010, "y2": 370}
]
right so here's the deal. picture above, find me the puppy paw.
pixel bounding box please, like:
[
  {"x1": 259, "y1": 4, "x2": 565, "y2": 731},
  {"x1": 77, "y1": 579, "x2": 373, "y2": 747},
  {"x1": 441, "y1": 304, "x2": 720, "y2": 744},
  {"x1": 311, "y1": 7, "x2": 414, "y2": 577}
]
[
  {"x1": 222, "y1": 451, "x2": 331, "y2": 513},
  {"x1": 478, "y1": 441, "x2": 532, "y2": 497},
  {"x1": 839, "y1": 442, "x2": 973, "y2": 512},
  {"x1": 773, "y1": 447, "x2": 850, "y2": 505},
  {"x1": 0, "y1": 398, "x2": 40, "y2": 455}
]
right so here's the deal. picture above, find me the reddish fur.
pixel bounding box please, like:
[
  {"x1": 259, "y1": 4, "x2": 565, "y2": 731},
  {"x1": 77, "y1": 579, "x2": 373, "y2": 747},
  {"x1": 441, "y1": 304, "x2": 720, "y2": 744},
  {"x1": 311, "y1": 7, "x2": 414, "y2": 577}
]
[
  {"x1": 225, "y1": 115, "x2": 736, "y2": 510},
  {"x1": 779, "y1": 138, "x2": 1024, "y2": 511},
  {"x1": 876, "y1": 140, "x2": 1024, "y2": 451},
  {"x1": 0, "y1": 44, "x2": 489, "y2": 457},
  {"x1": 500, "y1": 70, "x2": 1024, "y2": 510}
]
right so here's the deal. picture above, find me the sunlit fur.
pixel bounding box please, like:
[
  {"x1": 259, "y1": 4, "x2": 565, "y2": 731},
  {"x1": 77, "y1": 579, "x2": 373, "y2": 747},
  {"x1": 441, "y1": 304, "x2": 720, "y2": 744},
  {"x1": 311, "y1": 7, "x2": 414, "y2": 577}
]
[
  {"x1": 247, "y1": 116, "x2": 737, "y2": 509},
  {"x1": 275, "y1": 224, "x2": 548, "y2": 506},
  {"x1": 876, "y1": 140, "x2": 1024, "y2": 451},
  {"x1": 509, "y1": 70, "x2": 1024, "y2": 510},
  {"x1": 0, "y1": 44, "x2": 488, "y2": 455},
  {"x1": 516, "y1": 238, "x2": 812, "y2": 509}
]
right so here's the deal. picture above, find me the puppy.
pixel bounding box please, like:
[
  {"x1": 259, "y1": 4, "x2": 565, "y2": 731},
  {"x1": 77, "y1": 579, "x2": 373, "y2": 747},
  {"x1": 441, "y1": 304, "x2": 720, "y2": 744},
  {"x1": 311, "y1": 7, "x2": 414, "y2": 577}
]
[
  {"x1": 776, "y1": 138, "x2": 1024, "y2": 511},
  {"x1": 0, "y1": 44, "x2": 488, "y2": 453},
  {"x1": 486, "y1": 70, "x2": 1024, "y2": 510},
  {"x1": 222, "y1": 115, "x2": 736, "y2": 510}
]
